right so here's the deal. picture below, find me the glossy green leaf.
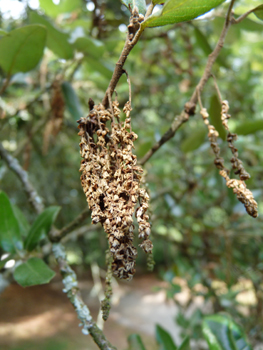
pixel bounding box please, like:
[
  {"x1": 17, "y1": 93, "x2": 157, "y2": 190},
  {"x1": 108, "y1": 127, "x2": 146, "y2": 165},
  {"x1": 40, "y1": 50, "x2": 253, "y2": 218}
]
[
  {"x1": 143, "y1": 0, "x2": 226, "y2": 28},
  {"x1": 155, "y1": 324, "x2": 177, "y2": 350},
  {"x1": 127, "y1": 334, "x2": 147, "y2": 350},
  {"x1": 61, "y1": 81, "x2": 83, "y2": 121},
  {"x1": 233, "y1": 120, "x2": 263, "y2": 135},
  {"x1": 73, "y1": 37, "x2": 105, "y2": 59},
  {"x1": 0, "y1": 25, "x2": 46, "y2": 75},
  {"x1": 0, "y1": 192, "x2": 22, "y2": 253},
  {"x1": 209, "y1": 95, "x2": 227, "y2": 140},
  {"x1": 202, "y1": 314, "x2": 252, "y2": 350},
  {"x1": 24, "y1": 206, "x2": 60, "y2": 251},
  {"x1": 29, "y1": 11, "x2": 74, "y2": 59},
  {"x1": 181, "y1": 127, "x2": 207, "y2": 153},
  {"x1": 121, "y1": 0, "x2": 147, "y2": 14},
  {"x1": 252, "y1": 4, "x2": 263, "y2": 21},
  {"x1": 12, "y1": 205, "x2": 30, "y2": 238},
  {"x1": 39, "y1": 0, "x2": 81, "y2": 18},
  {"x1": 13, "y1": 257, "x2": 56, "y2": 287},
  {"x1": 177, "y1": 336, "x2": 190, "y2": 350}
]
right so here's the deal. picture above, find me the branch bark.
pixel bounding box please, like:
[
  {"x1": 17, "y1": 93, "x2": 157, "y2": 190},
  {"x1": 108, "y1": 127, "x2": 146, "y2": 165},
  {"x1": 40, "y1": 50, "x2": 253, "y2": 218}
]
[
  {"x1": 101, "y1": 7, "x2": 153, "y2": 108},
  {"x1": 49, "y1": 207, "x2": 90, "y2": 242},
  {"x1": 0, "y1": 143, "x2": 44, "y2": 214},
  {"x1": 53, "y1": 243, "x2": 117, "y2": 350},
  {"x1": 139, "y1": 0, "x2": 236, "y2": 165}
]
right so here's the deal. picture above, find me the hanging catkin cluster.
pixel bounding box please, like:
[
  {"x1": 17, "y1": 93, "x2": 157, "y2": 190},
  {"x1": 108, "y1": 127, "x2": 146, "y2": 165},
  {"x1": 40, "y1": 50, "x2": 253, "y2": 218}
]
[
  {"x1": 201, "y1": 102, "x2": 258, "y2": 218},
  {"x1": 78, "y1": 100, "x2": 152, "y2": 280}
]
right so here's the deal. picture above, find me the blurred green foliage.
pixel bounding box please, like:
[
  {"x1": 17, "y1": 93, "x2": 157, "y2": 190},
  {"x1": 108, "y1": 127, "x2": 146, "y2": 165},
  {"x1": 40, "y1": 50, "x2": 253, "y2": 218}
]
[{"x1": 1, "y1": 0, "x2": 263, "y2": 349}]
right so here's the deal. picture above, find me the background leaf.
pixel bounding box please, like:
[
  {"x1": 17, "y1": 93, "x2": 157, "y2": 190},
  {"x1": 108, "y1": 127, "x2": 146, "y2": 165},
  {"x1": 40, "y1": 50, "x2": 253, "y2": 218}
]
[
  {"x1": 181, "y1": 127, "x2": 207, "y2": 153},
  {"x1": 143, "y1": 0, "x2": 226, "y2": 28},
  {"x1": 155, "y1": 324, "x2": 177, "y2": 350},
  {"x1": 39, "y1": 0, "x2": 82, "y2": 18},
  {"x1": 12, "y1": 205, "x2": 30, "y2": 238},
  {"x1": 233, "y1": 120, "x2": 263, "y2": 135},
  {"x1": 13, "y1": 257, "x2": 56, "y2": 287},
  {"x1": 202, "y1": 314, "x2": 252, "y2": 350},
  {"x1": 73, "y1": 37, "x2": 105, "y2": 59},
  {"x1": 24, "y1": 206, "x2": 60, "y2": 251},
  {"x1": 177, "y1": 336, "x2": 190, "y2": 350},
  {"x1": 29, "y1": 11, "x2": 74, "y2": 59},
  {"x1": 127, "y1": 334, "x2": 147, "y2": 350},
  {"x1": 209, "y1": 95, "x2": 227, "y2": 140},
  {"x1": 252, "y1": 4, "x2": 263, "y2": 21},
  {"x1": 121, "y1": 0, "x2": 147, "y2": 14},
  {"x1": 0, "y1": 25, "x2": 46, "y2": 75},
  {"x1": 61, "y1": 82, "x2": 83, "y2": 121},
  {"x1": 0, "y1": 192, "x2": 22, "y2": 252}
]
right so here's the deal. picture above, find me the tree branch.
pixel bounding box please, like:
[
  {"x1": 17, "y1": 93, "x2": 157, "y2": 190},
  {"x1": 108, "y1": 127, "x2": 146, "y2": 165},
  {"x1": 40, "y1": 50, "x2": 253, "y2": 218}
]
[
  {"x1": 0, "y1": 143, "x2": 44, "y2": 214},
  {"x1": 139, "y1": 0, "x2": 236, "y2": 165},
  {"x1": 49, "y1": 207, "x2": 90, "y2": 242},
  {"x1": 102, "y1": 6, "x2": 153, "y2": 108},
  {"x1": 52, "y1": 243, "x2": 117, "y2": 350}
]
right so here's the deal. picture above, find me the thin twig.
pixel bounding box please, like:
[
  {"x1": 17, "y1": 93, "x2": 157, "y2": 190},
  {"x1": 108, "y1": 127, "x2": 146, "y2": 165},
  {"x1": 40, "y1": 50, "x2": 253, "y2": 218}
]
[
  {"x1": 145, "y1": 3, "x2": 154, "y2": 19},
  {"x1": 52, "y1": 243, "x2": 117, "y2": 350},
  {"x1": 139, "y1": 111, "x2": 188, "y2": 165},
  {"x1": 0, "y1": 143, "x2": 44, "y2": 214},
  {"x1": 139, "y1": 0, "x2": 236, "y2": 165},
  {"x1": 102, "y1": 6, "x2": 153, "y2": 108},
  {"x1": 49, "y1": 207, "x2": 90, "y2": 242}
]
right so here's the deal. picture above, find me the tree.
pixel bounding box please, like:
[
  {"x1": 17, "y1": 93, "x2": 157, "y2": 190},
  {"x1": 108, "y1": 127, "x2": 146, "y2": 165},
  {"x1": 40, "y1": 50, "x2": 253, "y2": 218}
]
[{"x1": 1, "y1": 0, "x2": 263, "y2": 349}]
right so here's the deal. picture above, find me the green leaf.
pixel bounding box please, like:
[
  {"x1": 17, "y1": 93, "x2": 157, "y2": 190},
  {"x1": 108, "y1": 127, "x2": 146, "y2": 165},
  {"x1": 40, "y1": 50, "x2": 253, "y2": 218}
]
[
  {"x1": 85, "y1": 56, "x2": 114, "y2": 80},
  {"x1": 155, "y1": 324, "x2": 177, "y2": 350},
  {"x1": 128, "y1": 334, "x2": 147, "y2": 350},
  {"x1": 13, "y1": 257, "x2": 56, "y2": 287},
  {"x1": 237, "y1": 17, "x2": 263, "y2": 32},
  {"x1": 209, "y1": 95, "x2": 227, "y2": 140},
  {"x1": 73, "y1": 37, "x2": 105, "y2": 59},
  {"x1": 143, "y1": 0, "x2": 226, "y2": 28},
  {"x1": 193, "y1": 25, "x2": 228, "y2": 67},
  {"x1": 39, "y1": 0, "x2": 82, "y2": 18},
  {"x1": 0, "y1": 192, "x2": 23, "y2": 253},
  {"x1": 202, "y1": 314, "x2": 252, "y2": 350},
  {"x1": 0, "y1": 25, "x2": 46, "y2": 75},
  {"x1": 193, "y1": 26, "x2": 212, "y2": 56},
  {"x1": 12, "y1": 205, "x2": 30, "y2": 238},
  {"x1": 24, "y1": 206, "x2": 60, "y2": 251},
  {"x1": 233, "y1": 120, "x2": 263, "y2": 135},
  {"x1": 29, "y1": 11, "x2": 74, "y2": 59},
  {"x1": 181, "y1": 127, "x2": 207, "y2": 153},
  {"x1": 252, "y1": 4, "x2": 263, "y2": 21},
  {"x1": 61, "y1": 81, "x2": 83, "y2": 121},
  {"x1": 153, "y1": 0, "x2": 166, "y2": 4},
  {"x1": 121, "y1": 0, "x2": 147, "y2": 14},
  {"x1": 178, "y1": 336, "x2": 190, "y2": 350}
]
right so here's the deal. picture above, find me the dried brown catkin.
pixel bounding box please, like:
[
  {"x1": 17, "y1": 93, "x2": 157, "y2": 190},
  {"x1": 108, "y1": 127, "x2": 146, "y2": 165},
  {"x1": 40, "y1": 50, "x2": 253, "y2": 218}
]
[
  {"x1": 201, "y1": 107, "x2": 258, "y2": 218},
  {"x1": 78, "y1": 100, "x2": 152, "y2": 280}
]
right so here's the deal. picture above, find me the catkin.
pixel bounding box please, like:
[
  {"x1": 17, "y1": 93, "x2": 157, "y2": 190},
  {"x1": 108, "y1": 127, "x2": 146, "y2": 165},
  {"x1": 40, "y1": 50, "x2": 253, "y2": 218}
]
[
  {"x1": 201, "y1": 106, "x2": 258, "y2": 218},
  {"x1": 78, "y1": 100, "x2": 152, "y2": 280}
]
